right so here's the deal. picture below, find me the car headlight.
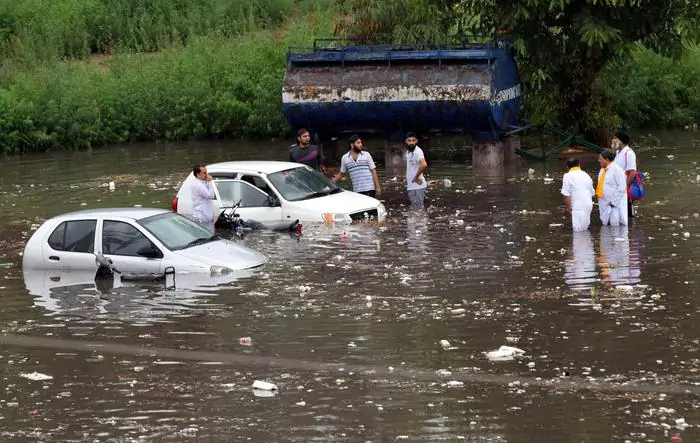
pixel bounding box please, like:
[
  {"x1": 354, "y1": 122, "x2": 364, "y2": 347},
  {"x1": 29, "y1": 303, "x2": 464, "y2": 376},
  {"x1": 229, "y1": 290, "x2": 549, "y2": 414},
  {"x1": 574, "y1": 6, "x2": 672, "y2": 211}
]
[
  {"x1": 322, "y1": 213, "x2": 351, "y2": 223},
  {"x1": 210, "y1": 265, "x2": 233, "y2": 276}
]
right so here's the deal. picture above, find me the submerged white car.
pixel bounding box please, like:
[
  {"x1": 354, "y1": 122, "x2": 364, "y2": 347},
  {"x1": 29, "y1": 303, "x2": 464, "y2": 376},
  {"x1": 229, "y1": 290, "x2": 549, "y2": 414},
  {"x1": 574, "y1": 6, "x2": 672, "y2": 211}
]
[
  {"x1": 22, "y1": 208, "x2": 267, "y2": 276},
  {"x1": 173, "y1": 161, "x2": 387, "y2": 224}
]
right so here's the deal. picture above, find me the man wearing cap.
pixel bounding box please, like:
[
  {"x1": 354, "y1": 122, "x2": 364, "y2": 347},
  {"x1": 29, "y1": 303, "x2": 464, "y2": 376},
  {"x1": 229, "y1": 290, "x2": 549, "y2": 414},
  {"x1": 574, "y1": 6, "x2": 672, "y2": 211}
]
[
  {"x1": 612, "y1": 130, "x2": 638, "y2": 218},
  {"x1": 332, "y1": 134, "x2": 382, "y2": 198},
  {"x1": 404, "y1": 132, "x2": 428, "y2": 208}
]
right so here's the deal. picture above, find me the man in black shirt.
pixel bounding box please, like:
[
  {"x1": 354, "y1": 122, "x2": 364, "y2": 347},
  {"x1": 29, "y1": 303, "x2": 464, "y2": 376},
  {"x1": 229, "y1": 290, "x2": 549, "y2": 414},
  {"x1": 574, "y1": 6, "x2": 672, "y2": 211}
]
[{"x1": 289, "y1": 128, "x2": 325, "y2": 174}]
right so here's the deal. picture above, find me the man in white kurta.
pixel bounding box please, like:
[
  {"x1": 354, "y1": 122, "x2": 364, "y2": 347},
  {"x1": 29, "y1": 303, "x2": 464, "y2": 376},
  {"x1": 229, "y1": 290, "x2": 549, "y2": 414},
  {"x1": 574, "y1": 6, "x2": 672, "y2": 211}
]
[
  {"x1": 596, "y1": 151, "x2": 628, "y2": 226},
  {"x1": 611, "y1": 130, "x2": 637, "y2": 218},
  {"x1": 188, "y1": 164, "x2": 216, "y2": 232},
  {"x1": 561, "y1": 158, "x2": 595, "y2": 231}
]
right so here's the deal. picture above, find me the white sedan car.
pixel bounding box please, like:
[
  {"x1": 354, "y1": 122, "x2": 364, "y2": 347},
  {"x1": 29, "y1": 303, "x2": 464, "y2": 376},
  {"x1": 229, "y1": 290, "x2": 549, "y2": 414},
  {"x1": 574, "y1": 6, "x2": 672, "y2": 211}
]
[
  {"x1": 173, "y1": 161, "x2": 387, "y2": 224},
  {"x1": 22, "y1": 208, "x2": 267, "y2": 276}
]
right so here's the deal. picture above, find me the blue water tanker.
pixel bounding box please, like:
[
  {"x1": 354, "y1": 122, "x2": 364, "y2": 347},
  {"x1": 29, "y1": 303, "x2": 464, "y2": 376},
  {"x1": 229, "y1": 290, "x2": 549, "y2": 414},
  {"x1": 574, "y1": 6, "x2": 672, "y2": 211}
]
[{"x1": 282, "y1": 38, "x2": 522, "y2": 141}]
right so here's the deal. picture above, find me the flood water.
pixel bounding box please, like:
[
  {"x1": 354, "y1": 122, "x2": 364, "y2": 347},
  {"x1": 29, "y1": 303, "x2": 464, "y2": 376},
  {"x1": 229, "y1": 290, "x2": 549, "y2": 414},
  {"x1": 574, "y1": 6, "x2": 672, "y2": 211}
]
[{"x1": 0, "y1": 133, "x2": 699, "y2": 442}]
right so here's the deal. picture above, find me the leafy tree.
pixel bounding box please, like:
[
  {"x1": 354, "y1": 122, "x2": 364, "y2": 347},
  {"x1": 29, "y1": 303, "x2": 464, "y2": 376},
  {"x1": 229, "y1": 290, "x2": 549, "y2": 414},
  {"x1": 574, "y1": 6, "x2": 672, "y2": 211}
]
[{"x1": 335, "y1": 0, "x2": 700, "y2": 136}]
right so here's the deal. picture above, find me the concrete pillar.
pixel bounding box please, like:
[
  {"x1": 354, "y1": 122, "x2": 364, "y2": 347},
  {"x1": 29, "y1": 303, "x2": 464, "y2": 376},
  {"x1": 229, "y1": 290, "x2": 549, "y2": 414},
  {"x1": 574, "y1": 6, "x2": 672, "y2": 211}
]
[
  {"x1": 321, "y1": 137, "x2": 340, "y2": 166},
  {"x1": 472, "y1": 141, "x2": 504, "y2": 168},
  {"x1": 502, "y1": 135, "x2": 521, "y2": 164},
  {"x1": 384, "y1": 142, "x2": 406, "y2": 175}
]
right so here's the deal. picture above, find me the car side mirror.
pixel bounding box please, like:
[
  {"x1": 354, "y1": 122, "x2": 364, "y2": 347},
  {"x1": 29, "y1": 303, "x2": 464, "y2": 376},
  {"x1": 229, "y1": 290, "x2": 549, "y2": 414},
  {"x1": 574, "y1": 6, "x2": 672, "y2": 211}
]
[
  {"x1": 266, "y1": 195, "x2": 280, "y2": 207},
  {"x1": 137, "y1": 245, "x2": 162, "y2": 259}
]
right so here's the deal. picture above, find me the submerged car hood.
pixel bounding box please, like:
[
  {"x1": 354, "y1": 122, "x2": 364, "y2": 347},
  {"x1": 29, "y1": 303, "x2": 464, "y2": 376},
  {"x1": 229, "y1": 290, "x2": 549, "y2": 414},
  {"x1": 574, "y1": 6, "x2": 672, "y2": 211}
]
[
  {"x1": 176, "y1": 239, "x2": 267, "y2": 270},
  {"x1": 292, "y1": 190, "x2": 380, "y2": 213}
]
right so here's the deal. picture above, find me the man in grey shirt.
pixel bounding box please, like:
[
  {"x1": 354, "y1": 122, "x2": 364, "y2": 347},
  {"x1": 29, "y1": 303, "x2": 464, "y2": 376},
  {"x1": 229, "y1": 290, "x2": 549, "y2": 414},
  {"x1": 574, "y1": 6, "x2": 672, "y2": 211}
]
[{"x1": 289, "y1": 128, "x2": 325, "y2": 174}]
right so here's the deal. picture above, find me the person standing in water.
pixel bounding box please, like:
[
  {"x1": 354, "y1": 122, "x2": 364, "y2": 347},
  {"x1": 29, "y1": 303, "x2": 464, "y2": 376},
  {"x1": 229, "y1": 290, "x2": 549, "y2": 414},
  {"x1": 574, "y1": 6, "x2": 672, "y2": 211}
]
[
  {"x1": 332, "y1": 134, "x2": 382, "y2": 198},
  {"x1": 611, "y1": 130, "x2": 638, "y2": 218},
  {"x1": 596, "y1": 151, "x2": 628, "y2": 226},
  {"x1": 289, "y1": 128, "x2": 326, "y2": 174},
  {"x1": 188, "y1": 163, "x2": 216, "y2": 232},
  {"x1": 560, "y1": 158, "x2": 595, "y2": 231},
  {"x1": 404, "y1": 132, "x2": 428, "y2": 208}
]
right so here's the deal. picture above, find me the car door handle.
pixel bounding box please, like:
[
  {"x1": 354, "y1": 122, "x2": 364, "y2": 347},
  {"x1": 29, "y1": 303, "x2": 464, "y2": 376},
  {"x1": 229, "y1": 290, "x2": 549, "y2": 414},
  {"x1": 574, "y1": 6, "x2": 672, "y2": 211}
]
[{"x1": 49, "y1": 255, "x2": 60, "y2": 261}]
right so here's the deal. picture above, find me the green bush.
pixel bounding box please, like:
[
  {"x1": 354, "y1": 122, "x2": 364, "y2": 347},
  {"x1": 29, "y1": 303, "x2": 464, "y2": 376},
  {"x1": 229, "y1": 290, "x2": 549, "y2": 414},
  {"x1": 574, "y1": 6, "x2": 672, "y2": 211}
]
[
  {"x1": 0, "y1": 5, "x2": 334, "y2": 152},
  {"x1": 596, "y1": 44, "x2": 700, "y2": 129}
]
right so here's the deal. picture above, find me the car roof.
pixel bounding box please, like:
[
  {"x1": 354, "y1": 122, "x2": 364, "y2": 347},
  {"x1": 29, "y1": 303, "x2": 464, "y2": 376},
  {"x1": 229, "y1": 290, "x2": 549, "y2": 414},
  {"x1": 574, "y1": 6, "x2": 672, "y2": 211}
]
[
  {"x1": 207, "y1": 161, "x2": 304, "y2": 175},
  {"x1": 48, "y1": 207, "x2": 170, "y2": 222}
]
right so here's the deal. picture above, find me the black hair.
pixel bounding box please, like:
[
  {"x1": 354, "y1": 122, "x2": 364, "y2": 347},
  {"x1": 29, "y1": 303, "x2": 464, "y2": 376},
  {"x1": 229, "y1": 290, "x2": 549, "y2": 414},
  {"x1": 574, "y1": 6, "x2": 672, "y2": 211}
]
[
  {"x1": 614, "y1": 130, "x2": 630, "y2": 145},
  {"x1": 192, "y1": 164, "x2": 205, "y2": 176},
  {"x1": 600, "y1": 151, "x2": 615, "y2": 161},
  {"x1": 566, "y1": 158, "x2": 580, "y2": 169}
]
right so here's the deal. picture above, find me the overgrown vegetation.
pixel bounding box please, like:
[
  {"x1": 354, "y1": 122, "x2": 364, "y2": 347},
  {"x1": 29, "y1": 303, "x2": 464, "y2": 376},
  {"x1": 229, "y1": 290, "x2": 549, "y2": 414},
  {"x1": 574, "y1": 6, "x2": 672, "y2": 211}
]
[
  {"x1": 597, "y1": 44, "x2": 700, "y2": 130},
  {"x1": 0, "y1": 0, "x2": 333, "y2": 152},
  {"x1": 334, "y1": 0, "x2": 700, "y2": 140},
  {"x1": 0, "y1": 0, "x2": 293, "y2": 59},
  {"x1": 0, "y1": 0, "x2": 699, "y2": 153}
]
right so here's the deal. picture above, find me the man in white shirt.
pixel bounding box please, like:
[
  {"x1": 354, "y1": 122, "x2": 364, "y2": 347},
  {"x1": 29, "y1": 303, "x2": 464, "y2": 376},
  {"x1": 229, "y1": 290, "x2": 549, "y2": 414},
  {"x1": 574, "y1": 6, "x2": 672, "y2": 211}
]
[
  {"x1": 404, "y1": 132, "x2": 428, "y2": 208},
  {"x1": 612, "y1": 130, "x2": 637, "y2": 218},
  {"x1": 561, "y1": 158, "x2": 595, "y2": 231},
  {"x1": 188, "y1": 164, "x2": 216, "y2": 231},
  {"x1": 596, "y1": 151, "x2": 628, "y2": 226}
]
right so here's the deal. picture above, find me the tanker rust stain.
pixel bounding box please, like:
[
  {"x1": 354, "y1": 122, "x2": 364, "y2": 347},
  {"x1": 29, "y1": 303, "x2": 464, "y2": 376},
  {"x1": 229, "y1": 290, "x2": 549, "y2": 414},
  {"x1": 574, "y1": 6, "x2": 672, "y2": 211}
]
[{"x1": 282, "y1": 84, "x2": 490, "y2": 103}]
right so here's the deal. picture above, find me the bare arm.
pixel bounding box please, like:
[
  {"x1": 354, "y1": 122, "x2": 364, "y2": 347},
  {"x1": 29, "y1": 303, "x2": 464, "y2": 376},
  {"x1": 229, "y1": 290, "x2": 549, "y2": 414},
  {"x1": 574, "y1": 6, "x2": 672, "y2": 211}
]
[
  {"x1": 413, "y1": 158, "x2": 428, "y2": 183},
  {"x1": 318, "y1": 146, "x2": 326, "y2": 174},
  {"x1": 371, "y1": 169, "x2": 382, "y2": 197},
  {"x1": 332, "y1": 171, "x2": 344, "y2": 183},
  {"x1": 563, "y1": 195, "x2": 572, "y2": 212},
  {"x1": 625, "y1": 169, "x2": 636, "y2": 187}
]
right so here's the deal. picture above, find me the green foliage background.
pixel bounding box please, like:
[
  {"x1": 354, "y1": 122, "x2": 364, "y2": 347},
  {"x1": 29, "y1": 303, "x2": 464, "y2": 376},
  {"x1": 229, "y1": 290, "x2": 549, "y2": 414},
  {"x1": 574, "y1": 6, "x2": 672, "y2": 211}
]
[{"x1": 0, "y1": 0, "x2": 698, "y2": 153}]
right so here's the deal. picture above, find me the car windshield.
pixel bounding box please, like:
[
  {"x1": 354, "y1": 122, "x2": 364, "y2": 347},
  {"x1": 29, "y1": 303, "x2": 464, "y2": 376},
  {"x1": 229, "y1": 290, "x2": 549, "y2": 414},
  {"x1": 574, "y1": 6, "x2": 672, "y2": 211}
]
[
  {"x1": 267, "y1": 166, "x2": 341, "y2": 202},
  {"x1": 138, "y1": 212, "x2": 218, "y2": 251}
]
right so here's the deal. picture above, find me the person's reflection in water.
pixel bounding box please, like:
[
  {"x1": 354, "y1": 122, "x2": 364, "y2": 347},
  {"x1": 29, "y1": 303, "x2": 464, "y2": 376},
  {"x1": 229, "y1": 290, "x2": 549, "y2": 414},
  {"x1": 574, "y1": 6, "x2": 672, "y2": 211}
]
[
  {"x1": 598, "y1": 225, "x2": 642, "y2": 287},
  {"x1": 406, "y1": 209, "x2": 430, "y2": 255},
  {"x1": 564, "y1": 230, "x2": 597, "y2": 290}
]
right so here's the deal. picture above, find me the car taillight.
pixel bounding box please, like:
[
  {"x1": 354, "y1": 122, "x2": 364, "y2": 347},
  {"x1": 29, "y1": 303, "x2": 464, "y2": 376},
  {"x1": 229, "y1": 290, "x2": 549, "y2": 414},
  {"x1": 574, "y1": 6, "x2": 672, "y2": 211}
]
[{"x1": 171, "y1": 197, "x2": 178, "y2": 212}]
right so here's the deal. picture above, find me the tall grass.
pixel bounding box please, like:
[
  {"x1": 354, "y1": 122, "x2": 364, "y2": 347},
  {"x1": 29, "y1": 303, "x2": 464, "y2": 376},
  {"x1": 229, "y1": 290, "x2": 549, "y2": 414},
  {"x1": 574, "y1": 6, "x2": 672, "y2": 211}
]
[
  {"x1": 0, "y1": 4, "x2": 335, "y2": 152},
  {"x1": 0, "y1": 0, "x2": 293, "y2": 63}
]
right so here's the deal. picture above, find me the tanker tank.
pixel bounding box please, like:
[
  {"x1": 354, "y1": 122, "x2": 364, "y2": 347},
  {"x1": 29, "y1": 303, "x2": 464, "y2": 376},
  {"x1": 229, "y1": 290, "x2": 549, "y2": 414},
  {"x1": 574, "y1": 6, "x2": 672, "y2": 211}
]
[{"x1": 282, "y1": 38, "x2": 521, "y2": 142}]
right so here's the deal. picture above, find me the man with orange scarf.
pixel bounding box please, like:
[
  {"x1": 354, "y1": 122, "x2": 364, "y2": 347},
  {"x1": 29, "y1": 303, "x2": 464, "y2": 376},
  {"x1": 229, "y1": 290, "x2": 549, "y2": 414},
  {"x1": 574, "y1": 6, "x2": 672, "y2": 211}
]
[{"x1": 596, "y1": 151, "x2": 628, "y2": 226}]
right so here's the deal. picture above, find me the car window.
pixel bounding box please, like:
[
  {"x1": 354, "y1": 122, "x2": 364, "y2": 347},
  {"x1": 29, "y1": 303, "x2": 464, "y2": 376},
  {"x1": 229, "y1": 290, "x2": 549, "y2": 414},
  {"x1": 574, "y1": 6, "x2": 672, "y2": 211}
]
[
  {"x1": 210, "y1": 173, "x2": 237, "y2": 179},
  {"x1": 138, "y1": 212, "x2": 217, "y2": 251},
  {"x1": 239, "y1": 175, "x2": 272, "y2": 194},
  {"x1": 214, "y1": 180, "x2": 269, "y2": 208},
  {"x1": 267, "y1": 166, "x2": 340, "y2": 202},
  {"x1": 47, "y1": 220, "x2": 96, "y2": 253},
  {"x1": 103, "y1": 220, "x2": 159, "y2": 257}
]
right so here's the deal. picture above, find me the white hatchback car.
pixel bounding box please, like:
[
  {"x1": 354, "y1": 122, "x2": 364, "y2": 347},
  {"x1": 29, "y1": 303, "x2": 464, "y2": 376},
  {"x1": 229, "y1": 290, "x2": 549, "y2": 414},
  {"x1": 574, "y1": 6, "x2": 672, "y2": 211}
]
[
  {"x1": 22, "y1": 208, "x2": 267, "y2": 276},
  {"x1": 173, "y1": 161, "x2": 387, "y2": 224}
]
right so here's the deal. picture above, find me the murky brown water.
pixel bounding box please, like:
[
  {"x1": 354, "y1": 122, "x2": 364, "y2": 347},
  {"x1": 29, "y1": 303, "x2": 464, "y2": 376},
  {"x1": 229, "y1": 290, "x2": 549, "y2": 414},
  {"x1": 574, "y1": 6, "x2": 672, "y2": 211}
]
[{"x1": 1, "y1": 133, "x2": 699, "y2": 442}]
